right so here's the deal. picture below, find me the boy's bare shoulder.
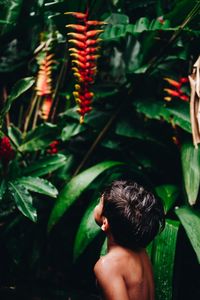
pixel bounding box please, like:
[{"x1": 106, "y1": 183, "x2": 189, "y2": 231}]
[
  {"x1": 94, "y1": 255, "x2": 115, "y2": 275},
  {"x1": 94, "y1": 247, "x2": 135, "y2": 276}
]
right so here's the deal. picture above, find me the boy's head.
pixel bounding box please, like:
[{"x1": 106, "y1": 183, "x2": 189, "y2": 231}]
[{"x1": 94, "y1": 180, "x2": 165, "y2": 250}]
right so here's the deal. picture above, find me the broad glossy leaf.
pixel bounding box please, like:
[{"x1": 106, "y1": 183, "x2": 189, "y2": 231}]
[
  {"x1": 181, "y1": 142, "x2": 200, "y2": 205},
  {"x1": 73, "y1": 199, "x2": 101, "y2": 261},
  {"x1": 16, "y1": 177, "x2": 58, "y2": 198},
  {"x1": 0, "y1": 180, "x2": 7, "y2": 201},
  {"x1": 0, "y1": 0, "x2": 23, "y2": 36},
  {"x1": 0, "y1": 77, "x2": 35, "y2": 124},
  {"x1": 104, "y1": 13, "x2": 129, "y2": 25},
  {"x1": 61, "y1": 123, "x2": 85, "y2": 141},
  {"x1": 8, "y1": 124, "x2": 22, "y2": 147},
  {"x1": 19, "y1": 123, "x2": 59, "y2": 152},
  {"x1": 155, "y1": 185, "x2": 179, "y2": 214},
  {"x1": 175, "y1": 206, "x2": 200, "y2": 263},
  {"x1": 134, "y1": 99, "x2": 191, "y2": 133},
  {"x1": 165, "y1": 0, "x2": 197, "y2": 26},
  {"x1": 100, "y1": 238, "x2": 107, "y2": 256},
  {"x1": 153, "y1": 219, "x2": 180, "y2": 300},
  {"x1": 8, "y1": 181, "x2": 37, "y2": 222},
  {"x1": 22, "y1": 154, "x2": 67, "y2": 177},
  {"x1": 48, "y1": 161, "x2": 123, "y2": 232},
  {"x1": 115, "y1": 119, "x2": 165, "y2": 146},
  {"x1": 102, "y1": 17, "x2": 170, "y2": 41}
]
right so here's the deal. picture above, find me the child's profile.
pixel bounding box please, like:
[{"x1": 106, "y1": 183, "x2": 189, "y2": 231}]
[{"x1": 93, "y1": 180, "x2": 165, "y2": 300}]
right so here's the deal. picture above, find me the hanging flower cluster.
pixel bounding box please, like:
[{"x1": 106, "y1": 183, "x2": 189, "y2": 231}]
[
  {"x1": 35, "y1": 50, "x2": 54, "y2": 120},
  {"x1": 163, "y1": 77, "x2": 189, "y2": 102},
  {"x1": 0, "y1": 136, "x2": 15, "y2": 164},
  {"x1": 65, "y1": 11, "x2": 105, "y2": 123}
]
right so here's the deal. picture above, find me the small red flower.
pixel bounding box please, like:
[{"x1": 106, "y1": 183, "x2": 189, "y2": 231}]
[
  {"x1": 47, "y1": 140, "x2": 59, "y2": 155},
  {"x1": 0, "y1": 136, "x2": 15, "y2": 164},
  {"x1": 179, "y1": 77, "x2": 189, "y2": 84}
]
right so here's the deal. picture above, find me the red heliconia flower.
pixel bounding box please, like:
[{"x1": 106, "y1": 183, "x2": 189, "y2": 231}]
[
  {"x1": 39, "y1": 95, "x2": 53, "y2": 120},
  {"x1": 65, "y1": 10, "x2": 105, "y2": 123},
  {"x1": 35, "y1": 51, "x2": 54, "y2": 120},
  {"x1": 47, "y1": 140, "x2": 59, "y2": 154},
  {"x1": 163, "y1": 76, "x2": 189, "y2": 102},
  {"x1": 0, "y1": 136, "x2": 15, "y2": 164}
]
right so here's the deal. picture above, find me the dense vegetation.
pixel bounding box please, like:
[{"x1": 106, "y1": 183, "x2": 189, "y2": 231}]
[{"x1": 0, "y1": 0, "x2": 200, "y2": 299}]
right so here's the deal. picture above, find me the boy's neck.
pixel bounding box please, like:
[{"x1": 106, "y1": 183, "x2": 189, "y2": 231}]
[{"x1": 106, "y1": 232, "x2": 119, "y2": 252}]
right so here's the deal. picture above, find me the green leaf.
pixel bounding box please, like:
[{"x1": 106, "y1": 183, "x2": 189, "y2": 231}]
[
  {"x1": 165, "y1": 0, "x2": 197, "y2": 26},
  {"x1": 134, "y1": 99, "x2": 191, "y2": 133},
  {"x1": 73, "y1": 199, "x2": 101, "y2": 261},
  {"x1": 175, "y1": 206, "x2": 200, "y2": 263},
  {"x1": 48, "y1": 161, "x2": 123, "y2": 232},
  {"x1": 100, "y1": 238, "x2": 107, "y2": 256},
  {"x1": 104, "y1": 13, "x2": 129, "y2": 25},
  {"x1": 19, "y1": 123, "x2": 58, "y2": 152},
  {"x1": 152, "y1": 219, "x2": 180, "y2": 300},
  {"x1": 16, "y1": 176, "x2": 58, "y2": 198},
  {"x1": 155, "y1": 184, "x2": 179, "y2": 214},
  {"x1": 61, "y1": 123, "x2": 86, "y2": 141},
  {"x1": 102, "y1": 17, "x2": 170, "y2": 41},
  {"x1": 8, "y1": 124, "x2": 22, "y2": 147},
  {"x1": 0, "y1": 180, "x2": 7, "y2": 201},
  {"x1": 115, "y1": 119, "x2": 165, "y2": 146},
  {"x1": 8, "y1": 181, "x2": 37, "y2": 222},
  {"x1": 181, "y1": 142, "x2": 200, "y2": 205},
  {"x1": 0, "y1": 0, "x2": 23, "y2": 36},
  {"x1": 0, "y1": 77, "x2": 35, "y2": 125},
  {"x1": 22, "y1": 154, "x2": 67, "y2": 177}
]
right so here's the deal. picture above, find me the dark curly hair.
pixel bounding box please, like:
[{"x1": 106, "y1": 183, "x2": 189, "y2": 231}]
[{"x1": 102, "y1": 180, "x2": 165, "y2": 250}]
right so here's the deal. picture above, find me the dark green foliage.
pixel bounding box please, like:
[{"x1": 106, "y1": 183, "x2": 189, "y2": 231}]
[{"x1": 0, "y1": 0, "x2": 200, "y2": 299}]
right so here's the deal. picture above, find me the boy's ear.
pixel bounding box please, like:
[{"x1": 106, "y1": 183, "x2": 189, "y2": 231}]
[{"x1": 101, "y1": 217, "x2": 109, "y2": 232}]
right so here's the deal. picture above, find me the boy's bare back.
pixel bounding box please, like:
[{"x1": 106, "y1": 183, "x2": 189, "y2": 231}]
[{"x1": 94, "y1": 245, "x2": 154, "y2": 300}]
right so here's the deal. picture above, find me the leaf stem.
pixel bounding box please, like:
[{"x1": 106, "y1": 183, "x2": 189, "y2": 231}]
[
  {"x1": 49, "y1": 45, "x2": 69, "y2": 122},
  {"x1": 23, "y1": 93, "x2": 38, "y2": 133},
  {"x1": 72, "y1": 103, "x2": 122, "y2": 177}
]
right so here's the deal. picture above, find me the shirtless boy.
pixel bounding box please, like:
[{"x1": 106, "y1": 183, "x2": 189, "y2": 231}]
[{"x1": 93, "y1": 180, "x2": 165, "y2": 300}]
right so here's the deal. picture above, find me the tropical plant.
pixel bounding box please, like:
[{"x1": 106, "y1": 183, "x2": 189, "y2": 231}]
[{"x1": 0, "y1": 0, "x2": 200, "y2": 299}]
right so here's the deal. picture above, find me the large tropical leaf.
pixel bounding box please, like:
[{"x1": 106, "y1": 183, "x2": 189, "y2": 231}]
[
  {"x1": 73, "y1": 199, "x2": 101, "y2": 261},
  {"x1": 61, "y1": 123, "x2": 86, "y2": 141},
  {"x1": 0, "y1": 77, "x2": 35, "y2": 126},
  {"x1": 181, "y1": 142, "x2": 200, "y2": 205},
  {"x1": 115, "y1": 118, "x2": 165, "y2": 147},
  {"x1": 22, "y1": 154, "x2": 67, "y2": 177},
  {"x1": 16, "y1": 177, "x2": 58, "y2": 198},
  {"x1": 19, "y1": 123, "x2": 59, "y2": 152},
  {"x1": 8, "y1": 124, "x2": 22, "y2": 147},
  {"x1": 134, "y1": 99, "x2": 191, "y2": 133},
  {"x1": 0, "y1": 0, "x2": 23, "y2": 36},
  {"x1": 152, "y1": 219, "x2": 180, "y2": 300},
  {"x1": 175, "y1": 206, "x2": 200, "y2": 263},
  {"x1": 102, "y1": 16, "x2": 171, "y2": 41},
  {"x1": 155, "y1": 184, "x2": 179, "y2": 214},
  {"x1": 48, "y1": 161, "x2": 123, "y2": 232},
  {"x1": 8, "y1": 181, "x2": 37, "y2": 222}
]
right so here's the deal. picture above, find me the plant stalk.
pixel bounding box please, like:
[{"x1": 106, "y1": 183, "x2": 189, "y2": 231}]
[{"x1": 72, "y1": 104, "x2": 122, "y2": 177}]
